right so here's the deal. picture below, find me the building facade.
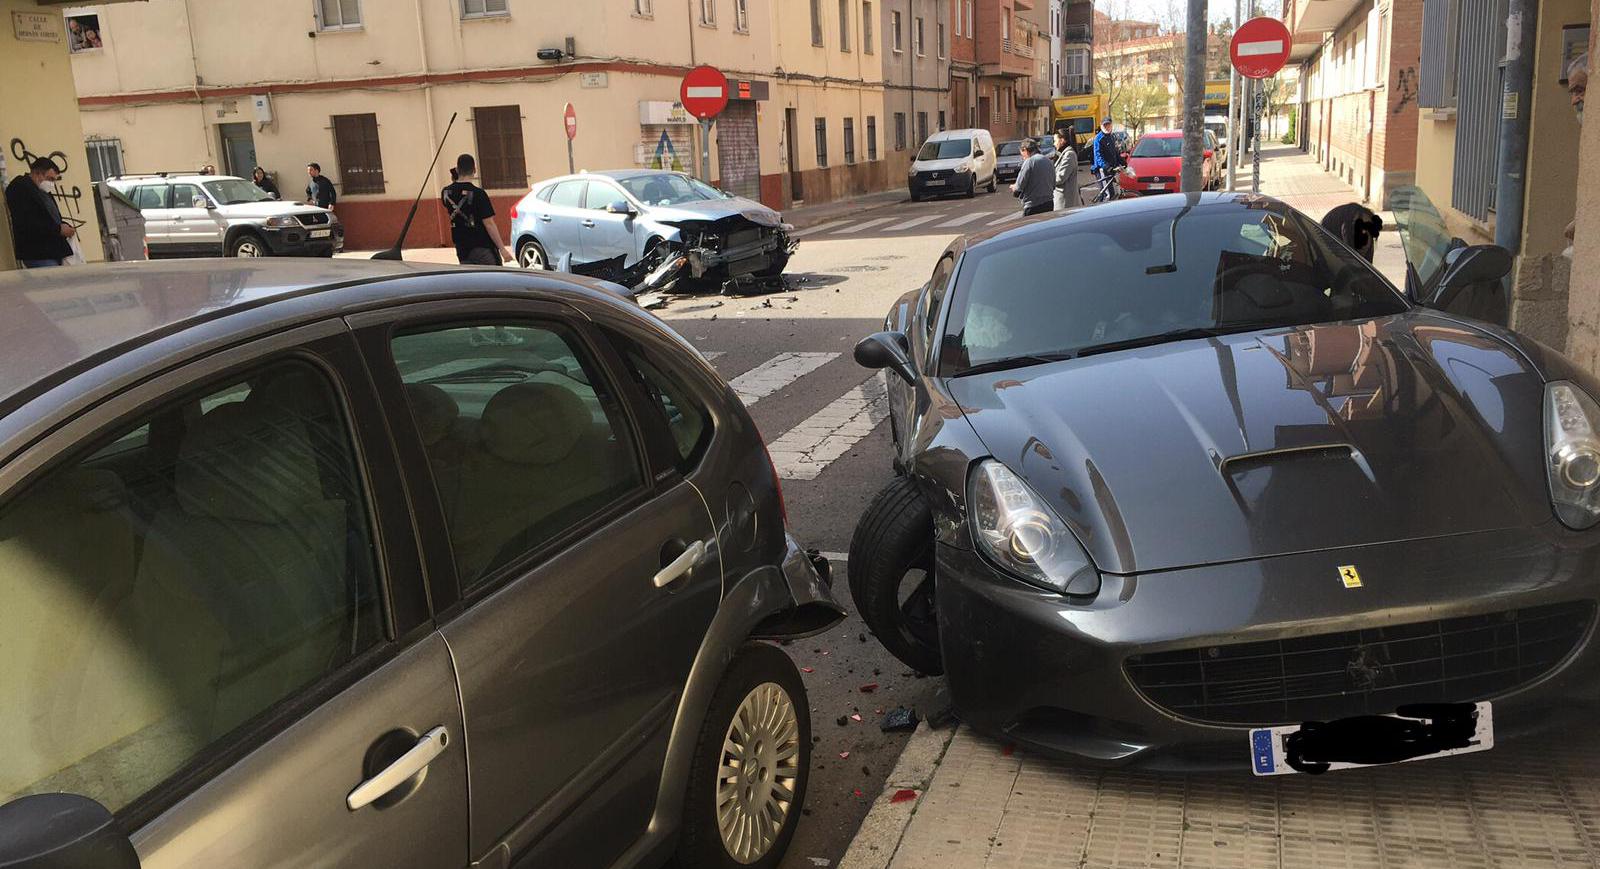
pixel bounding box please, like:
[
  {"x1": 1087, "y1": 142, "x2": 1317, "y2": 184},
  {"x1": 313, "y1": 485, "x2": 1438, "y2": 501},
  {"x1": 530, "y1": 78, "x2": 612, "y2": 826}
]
[
  {"x1": 68, "y1": 0, "x2": 888, "y2": 250},
  {"x1": 1061, "y1": 0, "x2": 1093, "y2": 94},
  {"x1": 973, "y1": 0, "x2": 1039, "y2": 139},
  {"x1": 882, "y1": 0, "x2": 952, "y2": 176},
  {"x1": 1286, "y1": 0, "x2": 1420, "y2": 207},
  {"x1": 1094, "y1": 27, "x2": 1225, "y2": 133},
  {"x1": 950, "y1": 0, "x2": 979, "y2": 128}
]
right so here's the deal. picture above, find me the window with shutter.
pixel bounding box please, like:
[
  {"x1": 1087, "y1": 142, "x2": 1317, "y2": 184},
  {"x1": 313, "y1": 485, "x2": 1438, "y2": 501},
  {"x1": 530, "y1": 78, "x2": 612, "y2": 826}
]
[
  {"x1": 867, "y1": 116, "x2": 878, "y2": 161},
  {"x1": 462, "y1": 0, "x2": 508, "y2": 17},
  {"x1": 331, "y1": 113, "x2": 384, "y2": 195},
  {"x1": 473, "y1": 105, "x2": 528, "y2": 191},
  {"x1": 844, "y1": 118, "x2": 856, "y2": 164}
]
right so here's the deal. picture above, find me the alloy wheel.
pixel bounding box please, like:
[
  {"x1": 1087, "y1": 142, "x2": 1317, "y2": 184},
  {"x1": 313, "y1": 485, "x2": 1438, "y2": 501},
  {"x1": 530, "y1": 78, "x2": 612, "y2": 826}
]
[
  {"x1": 716, "y1": 682, "x2": 801, "y2": 864},
  {"x1": 234, "y1": 238, "x2": 264, "y2": 257},
  {"x1": 519, "y1": 243, "x2": 545, "y2": 269}
]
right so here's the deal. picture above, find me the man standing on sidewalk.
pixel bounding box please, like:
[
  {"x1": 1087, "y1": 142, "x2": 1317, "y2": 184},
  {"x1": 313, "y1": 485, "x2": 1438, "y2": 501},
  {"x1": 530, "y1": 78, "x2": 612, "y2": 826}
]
[
  {"x1": 305, "y1": 163, "x2": 337, "y2": 211},
  {"x1": 1010, "y1": 139, "x2": 1055, "y2": 217},
  {"x1": 5, "y1": 157, "x2": 75, "y2": 268},
  {"x1": 442, "y1": 154, "x2": 514, "y2": 266}
]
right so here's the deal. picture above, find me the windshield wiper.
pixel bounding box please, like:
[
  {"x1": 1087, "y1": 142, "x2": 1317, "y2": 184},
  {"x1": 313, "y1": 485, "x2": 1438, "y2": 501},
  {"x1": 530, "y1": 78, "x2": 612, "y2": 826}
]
[
  {"x1": 952, "y1": 352, "x2": 1077, "y2": 378},
  {"x1": 1072, "y1": 325, "x2": 1264, "y2": 359}
]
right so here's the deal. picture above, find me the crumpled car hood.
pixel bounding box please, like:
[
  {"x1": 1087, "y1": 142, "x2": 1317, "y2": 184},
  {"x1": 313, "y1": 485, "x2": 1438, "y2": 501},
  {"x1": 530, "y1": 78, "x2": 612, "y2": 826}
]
[
  {"x1": 645, "y1": 197, "x2": 782, "y2": 226},
  {"x1": 946, "y1": 312, "x2": 1553, "y2": 574}
]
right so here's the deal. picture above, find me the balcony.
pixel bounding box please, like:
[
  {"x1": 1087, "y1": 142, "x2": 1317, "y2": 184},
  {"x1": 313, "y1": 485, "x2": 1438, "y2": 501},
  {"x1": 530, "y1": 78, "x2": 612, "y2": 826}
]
[
  {"x1": 1004, "y1": 38, "x2": 1035, "y2": 59},
  {"x1": 1286, "y1": 0, "x2": 1361, "y2": 61},
  {"x1": 1062, "y1": 24, "x2": 1092, "y2": 45}
]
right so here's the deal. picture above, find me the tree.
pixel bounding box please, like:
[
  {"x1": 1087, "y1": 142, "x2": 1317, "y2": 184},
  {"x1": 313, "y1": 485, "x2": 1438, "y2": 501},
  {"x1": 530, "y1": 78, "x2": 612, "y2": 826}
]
[{"x1": 1211, "y1": 18, "x2": 1235, "y2": 79}]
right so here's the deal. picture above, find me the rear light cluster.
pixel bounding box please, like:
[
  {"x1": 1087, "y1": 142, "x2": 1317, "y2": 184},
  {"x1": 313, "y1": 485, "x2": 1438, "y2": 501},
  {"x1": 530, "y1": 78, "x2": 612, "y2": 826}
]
[{"x1": 509, "y1": 203, "x2": 519, "y2": 220}]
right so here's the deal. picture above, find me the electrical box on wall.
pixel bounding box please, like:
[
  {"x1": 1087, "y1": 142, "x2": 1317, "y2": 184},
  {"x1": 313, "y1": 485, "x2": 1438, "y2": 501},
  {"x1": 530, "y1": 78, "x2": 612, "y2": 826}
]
[{"x1": 252, "y1": 94, "x2": 273, "y2": 127}]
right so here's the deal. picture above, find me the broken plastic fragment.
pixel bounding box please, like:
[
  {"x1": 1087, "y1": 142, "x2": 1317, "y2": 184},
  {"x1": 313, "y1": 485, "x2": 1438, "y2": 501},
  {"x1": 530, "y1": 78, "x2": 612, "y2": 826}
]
[
  {"x1": 853, "y1": 788, "x2": 864, "y2": 798},
  {"x1": 880, "y1": 707, "x2": 919, "y2": 732},
  {"x1": 850, "y1": 713, "x2": 863, "y2": 722},
  {"x1": 1001, "y1": 744, "x2": 1015, "y2": 757},
  {"x1": 801, "y1": 667, "x2": 814, "y2": 673},
  {"x1": 890, "y1": 789, "x2": 918, "y2": 804},
  {"x1": 838, "y1": 751, "x2": 850, "y2": 759},
  {"x1": 859, "y1": 682, "x2": 879, "y2": 693}
]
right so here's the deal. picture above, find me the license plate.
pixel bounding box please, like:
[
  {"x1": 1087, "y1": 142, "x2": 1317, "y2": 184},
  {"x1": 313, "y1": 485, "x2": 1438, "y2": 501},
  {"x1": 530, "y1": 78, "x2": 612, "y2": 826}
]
[
  {"x1": 1147, "y1": 183, "x2": 1167, "y2": 191},
  {"x1": 310, "y1": 228, "x2": 332, "y2": 238},
  {"x1": 1249, "y1": 701, "x2": 1494, "y2": 776},
  {"x1": 925, "y1": 179, "x2": 946, "y2": 187}
]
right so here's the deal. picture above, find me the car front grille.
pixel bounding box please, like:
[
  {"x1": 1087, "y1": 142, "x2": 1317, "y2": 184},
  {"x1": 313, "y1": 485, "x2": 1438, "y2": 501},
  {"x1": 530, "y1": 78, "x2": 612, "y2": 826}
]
[
  {"x1": 296, "y1": 213, "x2": 332, "y2": 226},
  {"x1": 1137, "y1": 175, "x2": 1178, "y2": 183},
  {"x1": 918, "y1": 170, "x2": 953, "y2": 181},
  {"x1": 726, "y1": 228, "x2": 763, "y2": 250},
  {"x1": 1124, "y1": 601, "x2": 1594, "y2": 726}
]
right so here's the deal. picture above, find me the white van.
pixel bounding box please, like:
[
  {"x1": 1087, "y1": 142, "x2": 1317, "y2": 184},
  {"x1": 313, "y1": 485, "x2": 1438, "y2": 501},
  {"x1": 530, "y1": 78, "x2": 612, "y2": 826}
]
[{"x1": 907, "y1": 129, "x2": 998, "y2": 201}]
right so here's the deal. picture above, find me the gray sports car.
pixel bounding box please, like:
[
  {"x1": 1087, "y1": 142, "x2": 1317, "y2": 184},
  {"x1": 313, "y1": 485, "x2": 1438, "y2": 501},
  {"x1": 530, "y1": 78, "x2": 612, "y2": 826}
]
[{"x1": 848, "y1": 191, "x2": 1600, "y2": 771}]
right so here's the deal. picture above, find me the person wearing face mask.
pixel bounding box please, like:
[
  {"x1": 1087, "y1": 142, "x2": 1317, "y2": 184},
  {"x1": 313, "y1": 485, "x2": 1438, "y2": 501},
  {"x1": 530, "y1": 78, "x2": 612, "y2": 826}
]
[
  {"x1": 5, "y1": 157, "x2": 75, "y2": 268},
  {"x1": 1566, "y1": 53, "x2": 1586, "y2": 260}
]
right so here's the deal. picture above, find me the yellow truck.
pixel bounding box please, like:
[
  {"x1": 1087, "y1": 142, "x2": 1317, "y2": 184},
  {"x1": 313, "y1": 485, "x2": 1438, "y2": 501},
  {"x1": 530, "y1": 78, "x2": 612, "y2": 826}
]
[{"x1": 1051, "y1": 94, "x2": 1104, "y2": 159}]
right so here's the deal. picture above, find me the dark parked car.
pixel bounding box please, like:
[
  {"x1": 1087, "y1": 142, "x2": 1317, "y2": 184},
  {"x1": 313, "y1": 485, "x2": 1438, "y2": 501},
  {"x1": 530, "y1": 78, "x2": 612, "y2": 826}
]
[
  {"x1": 846, "y1": 191, "x2": 1599, "y2": 772},
  {"x1": 0, "y1": 260, "x2": 841, "y2": 868}
]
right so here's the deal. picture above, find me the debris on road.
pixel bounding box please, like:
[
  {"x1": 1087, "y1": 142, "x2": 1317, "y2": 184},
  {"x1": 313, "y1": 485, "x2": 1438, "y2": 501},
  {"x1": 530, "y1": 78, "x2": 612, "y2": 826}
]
[
  {"x1": 850, "y1": 713, "x2": 863, "y2": 722},
  {"x1": 838, "y1": 751, "x2": 850, "y2": 759},
  {"x1": 881, "y1": 707, "x2": 919, "y2": 732},
  {"x1": 858, "y1": 682, "x2": 878, "y2": 693},
  {"x1": 890, "y1": 788, "x2": 919, "y2": 804},
  {"x1": 801, "y1": 666, "x2": 815, "y2": 673}
]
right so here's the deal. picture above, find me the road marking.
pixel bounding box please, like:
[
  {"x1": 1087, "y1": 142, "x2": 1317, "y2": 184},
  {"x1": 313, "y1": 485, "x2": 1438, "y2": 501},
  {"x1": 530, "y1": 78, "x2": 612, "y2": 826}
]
[
  {"x1": 794, "y1": 219, "x2": 855, "y2": 238},
  {"x1": 700, "y1": 351, "x2": 724, "y2": 361},
  {"x1": 829, "y1": 216, "x2": 897, "y2": 234},
  {"x1": 882, "y1": 214, "x2": 943, "y2": 233},
  {"x1": 817, "y1": 551, "x2": 849, "y2": 564},
  {"x1": 767, "y1": 375, "x2": 889, "y2": 480},
  {"x1": 936, "y1": 212, "x2": 991, "y2": 228},
  {"x1": 729, "y1": 352, "x2": 839, "y2": 406},
  {"x1": 986, "y1": 211, "x2": 1027, "y2": 226}
]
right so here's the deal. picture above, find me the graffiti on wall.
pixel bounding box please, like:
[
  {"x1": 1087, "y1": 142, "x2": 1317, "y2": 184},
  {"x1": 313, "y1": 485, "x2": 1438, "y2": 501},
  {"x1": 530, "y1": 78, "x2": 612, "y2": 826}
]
[
  {"x1": 10, "y1": 138, "x2": 86, "y2": 226},
  {"x1": 1393, "y1": 67, "x2": 1418, "y2": 115}
]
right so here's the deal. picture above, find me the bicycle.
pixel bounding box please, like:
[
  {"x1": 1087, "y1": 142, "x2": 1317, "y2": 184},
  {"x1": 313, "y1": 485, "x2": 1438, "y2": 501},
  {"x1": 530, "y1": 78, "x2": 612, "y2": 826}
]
[{"x1": 1081, "y1": 169, "x2": 1123, "y2": 204}]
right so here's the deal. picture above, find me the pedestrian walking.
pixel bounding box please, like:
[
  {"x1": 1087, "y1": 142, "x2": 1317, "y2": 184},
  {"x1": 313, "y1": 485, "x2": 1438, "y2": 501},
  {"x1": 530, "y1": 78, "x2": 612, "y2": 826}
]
[
  {"x1": 5, "y1": 157, "x2": 76, "y2": 268},
  {"x1": 1010, "y1": 139, "x2": 1055, "y2": 217},
  {"x1": 305, "y1": 163, "x2": 337, "y2": 211},
  {"x1": 1090, "y1": 118, "x2": 1124, "y2": 185},
  {"x1": 252, "y1": 166, "x2": 280, "y2": 200},
  {"x1": 441, "y1": 154, "x2": 514, "y2": 266},
  {"x1": 1052, "y1": 130, "x2": 1080, "y2": 211}
]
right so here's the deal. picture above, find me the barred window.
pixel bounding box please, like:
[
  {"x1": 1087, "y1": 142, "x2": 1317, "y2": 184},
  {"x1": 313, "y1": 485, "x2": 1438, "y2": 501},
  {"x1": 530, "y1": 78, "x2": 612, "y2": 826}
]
[{"x1": 331, "y1": 113, "x2": 384, "y2": 195}]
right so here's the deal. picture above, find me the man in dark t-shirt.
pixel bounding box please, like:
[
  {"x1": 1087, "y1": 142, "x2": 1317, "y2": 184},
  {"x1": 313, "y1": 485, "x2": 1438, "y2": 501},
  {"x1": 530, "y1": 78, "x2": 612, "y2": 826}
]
[
  {"x1": 305, "y1": 162, "x2": 337, "y2": 210},
  {"x1": 441, "y1": 154, "x2": 513, "y2": 265}
]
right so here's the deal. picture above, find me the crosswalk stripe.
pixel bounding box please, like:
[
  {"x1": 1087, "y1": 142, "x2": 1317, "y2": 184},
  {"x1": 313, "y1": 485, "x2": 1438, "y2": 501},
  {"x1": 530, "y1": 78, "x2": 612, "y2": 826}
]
[
  {"x1": 794, "y1": 219, "x2": 855, "y2": 238},
  {"x1": 767, "y1": 375, "x2": 889, "y2": 480},
  {"x1": 883, "y1": 214, "x2": 943, "y2": 233},
  {"x1": 830, "y1": 216, "x2": 897, "y2": 234},
  {"x1": 729, "y1": 352, "x2": 839, "y2": 406},
  {"x1": 936, "y1": 212, "x2": 991, "y2": 228},
  {"x1": 986, "y1": 211, "x2": 1027, "y2": 226}
]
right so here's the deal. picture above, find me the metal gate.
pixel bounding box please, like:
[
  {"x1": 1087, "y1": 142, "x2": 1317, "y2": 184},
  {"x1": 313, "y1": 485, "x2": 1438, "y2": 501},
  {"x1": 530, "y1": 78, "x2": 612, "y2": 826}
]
[
  {"x1": 716, "y1": 101, "x2": 761, "y2": 201},
  {"x1": 1450, "y1": 0, "x2": 1506, "y2": 221}
]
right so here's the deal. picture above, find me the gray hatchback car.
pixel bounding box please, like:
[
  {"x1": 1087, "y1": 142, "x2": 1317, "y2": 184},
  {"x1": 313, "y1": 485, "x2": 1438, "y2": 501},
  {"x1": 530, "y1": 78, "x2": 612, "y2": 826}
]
[{"x1": 0, "y1": 260, "x2": 840, "y2": 869}]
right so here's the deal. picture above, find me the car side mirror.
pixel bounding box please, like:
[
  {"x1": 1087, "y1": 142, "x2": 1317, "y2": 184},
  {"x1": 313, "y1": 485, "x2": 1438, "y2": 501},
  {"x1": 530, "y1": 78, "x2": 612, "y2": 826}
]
[
  {"x1": 192, "y1": 196, "x2": 211, "y2": 209},
  {"x1": 606, "y1": 200, "x2": 636, "y2": 216},
  {"x1": 1422, "y1": 244, "x2": 1514, "y2": 327},
  {"x1": 973, "y1": 149, "x2": 985, "y2": 158},
  {"x1": 854, "y1": 331, "x2": 917, "y2": 385},
  {"x1": 0, "y1": 793, "x2": 140, "y2": 869},
  {"x1": 1436, "y1": 244, "x2": 1513, "y2": 290}
]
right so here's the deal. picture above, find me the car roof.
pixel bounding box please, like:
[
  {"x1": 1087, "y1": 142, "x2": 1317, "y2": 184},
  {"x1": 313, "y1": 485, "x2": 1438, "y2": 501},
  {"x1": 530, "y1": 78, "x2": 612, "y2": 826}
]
[
  {"x1": 953, "y1": 192, "x2": 1290, "y2": 252},
  {"x1": 1143, "y1": 130, "x2": 1183, "y2": 138},
  {"x1": 109, "y1": 175, "x2": 243, "y2": 186},
  {"x1": 0, "y1": 259, "x2": 632, "y2": 421},
  {"x1": 928, "y1": 128, "x2": 986, "y2": 140},
  {"x1": 533, "y1": 169, "x2": 674, "y2": 188}
]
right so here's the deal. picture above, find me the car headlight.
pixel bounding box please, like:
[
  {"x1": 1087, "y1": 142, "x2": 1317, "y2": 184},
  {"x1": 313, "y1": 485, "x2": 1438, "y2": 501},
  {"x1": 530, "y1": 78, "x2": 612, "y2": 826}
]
[
  {"x1": 954, "y1": 161, "x2": 972, "y2": 174},
  {"x1": 1121, "y1": 165, "x2": 1137, "y2": 178},
  {"x1": 969, "y1": 460, "x2": 1099, "y2": 595},
  {"x1": 1546, "y1": 382, "x2": 1600, "y2": 529},
  {"x1": 264, "y1": 216, "x2": 300, "y2": 228}
]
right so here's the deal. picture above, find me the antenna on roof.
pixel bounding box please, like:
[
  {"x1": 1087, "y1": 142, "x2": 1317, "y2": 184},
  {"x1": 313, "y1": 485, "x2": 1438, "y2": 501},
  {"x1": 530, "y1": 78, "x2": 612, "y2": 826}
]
[{"x1": 372, "y1": 112, "x2": 457, "y2": 261}]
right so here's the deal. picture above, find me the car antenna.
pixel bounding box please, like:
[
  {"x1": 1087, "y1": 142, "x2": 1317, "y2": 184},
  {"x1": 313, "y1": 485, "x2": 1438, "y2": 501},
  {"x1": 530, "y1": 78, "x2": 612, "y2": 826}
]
[{"x1": 372, "y1": 111, "x2": 457, "y2": 261}]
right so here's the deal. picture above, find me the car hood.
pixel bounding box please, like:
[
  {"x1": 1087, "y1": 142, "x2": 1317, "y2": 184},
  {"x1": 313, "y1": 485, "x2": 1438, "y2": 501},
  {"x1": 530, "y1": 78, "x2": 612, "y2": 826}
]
[
  {"x1": 996, "y1": 154, "x2": 1024, "y2": 166},
  {"x1": 945, "y1": 312, "x2": 1553, "y2": 574},
  {"x1": 644, "y1": 197, "x2": 783, "y2": 227},
  {"x1": 913, "y1": 157, "x2": 972, "y2": 172},
  {"x1": 217, "y1": 201, "x2": 332, "y2": 220},
  {"x1": 1128, "y1": 155, "x2": 1181, "y2": 176}
]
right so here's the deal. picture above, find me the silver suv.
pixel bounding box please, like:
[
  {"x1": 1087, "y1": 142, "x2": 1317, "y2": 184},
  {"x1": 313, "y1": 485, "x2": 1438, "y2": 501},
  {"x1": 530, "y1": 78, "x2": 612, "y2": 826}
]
[{"x1": 108, "y1": 174, "x2": 343, "y2": 258}]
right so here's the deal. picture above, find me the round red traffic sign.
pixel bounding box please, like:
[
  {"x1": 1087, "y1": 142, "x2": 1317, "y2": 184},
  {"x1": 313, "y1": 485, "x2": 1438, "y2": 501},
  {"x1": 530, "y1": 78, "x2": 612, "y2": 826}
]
[
  {"x1": 563, "y1": 102, "x2": 577, "y2": 141},
  {"x1": 680, "y1": 65, "x2": 730, "y2": 120},
  {"x1": 1230, "y1": 17, "x2": 1292, "y2": 79}
]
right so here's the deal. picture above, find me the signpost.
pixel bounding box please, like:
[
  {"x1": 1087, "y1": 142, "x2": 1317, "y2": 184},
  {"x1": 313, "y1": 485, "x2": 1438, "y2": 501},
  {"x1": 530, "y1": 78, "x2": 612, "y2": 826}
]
[
  {"x1": 563, "y1": 102, "x2": 577, "y2": 174},
  {"x1": 680, "y1": 65, "x2": 730, "y2": 183},
  {"x1": 1229, "y1": 17, "x2": 1291, "y2": 192}
]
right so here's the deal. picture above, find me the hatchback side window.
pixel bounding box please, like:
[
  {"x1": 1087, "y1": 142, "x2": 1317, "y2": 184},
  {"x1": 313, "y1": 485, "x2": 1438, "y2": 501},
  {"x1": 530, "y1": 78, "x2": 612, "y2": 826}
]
[
  {"x1": 549, "y1": 180, "x2": 586, "y2": 209},
  {"x1": 919, "y1": 254, "x2": 957, "y2": 362},
  {"x1": 584, "y1": 182, "x2": 623, "y2": 210},
  {"x1": 616, "y1": 342, "x2": 713, "y2": 472},
  {"x1": 392, "y1": 323, "x2": 646, "y2": 587},
  {"x1": 133, "y1": 185, "x2": 168, "y2": 209},
  {"x1": 0, "y1": 360, "x2": 383, "y2": 812}
]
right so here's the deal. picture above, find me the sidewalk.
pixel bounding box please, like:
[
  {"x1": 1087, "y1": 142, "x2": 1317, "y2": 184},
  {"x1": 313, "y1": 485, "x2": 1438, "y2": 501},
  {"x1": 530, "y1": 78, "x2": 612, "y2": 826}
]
[{"x1": 1250, "y1": 142, "x2": 1408, "y2": 287}]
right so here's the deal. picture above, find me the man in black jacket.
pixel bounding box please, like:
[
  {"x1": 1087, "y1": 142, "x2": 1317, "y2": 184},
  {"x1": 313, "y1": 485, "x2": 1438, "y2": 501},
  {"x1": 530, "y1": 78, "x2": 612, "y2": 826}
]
[
  {"x1": 305, "y1": 163, "x2": 337, "y2": 211},
  {"x1": 5, "y1": 158, "x2": 75, "y2": 268}
]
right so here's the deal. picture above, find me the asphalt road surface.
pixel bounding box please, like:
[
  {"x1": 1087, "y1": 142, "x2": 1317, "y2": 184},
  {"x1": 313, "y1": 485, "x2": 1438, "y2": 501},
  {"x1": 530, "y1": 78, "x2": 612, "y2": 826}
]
[{"x1": 653, "y1": 187, "x2": 1029, "y2": 869}]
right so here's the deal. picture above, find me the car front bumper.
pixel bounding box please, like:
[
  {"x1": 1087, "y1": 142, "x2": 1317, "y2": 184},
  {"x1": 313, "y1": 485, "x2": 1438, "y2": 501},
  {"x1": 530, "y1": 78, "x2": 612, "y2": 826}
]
[
  {"x1": 936, "y1": 525, "x2": 1600, "y2": 770},
  {"x1": 262, "y1": 223, "x2": 345, "y2": 256},
  {"x1": 910, "y1": 173, "x2": 974, "y2": 197}
]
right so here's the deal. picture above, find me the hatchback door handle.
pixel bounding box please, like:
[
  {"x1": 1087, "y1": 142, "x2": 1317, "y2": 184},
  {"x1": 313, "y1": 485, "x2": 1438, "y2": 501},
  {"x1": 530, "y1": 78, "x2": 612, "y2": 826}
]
[
  {"x1": 581, "y1": 219, "x2": 597, "y2": 228},
  {"x1": 538, "y1": 214, "x2": 553, "y2": 222},
  {"x1": 347, "y1": 726, "x2": 449, "y2": 810},
  {"x1": 653, "y1": 540, "x2": 706, "y2": 588}
]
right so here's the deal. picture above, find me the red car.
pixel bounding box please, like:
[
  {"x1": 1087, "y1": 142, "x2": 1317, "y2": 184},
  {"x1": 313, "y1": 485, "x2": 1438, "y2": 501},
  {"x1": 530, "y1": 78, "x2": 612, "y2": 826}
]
[{"x1": 1119, "y1": 130, "x2": 1221, "y2": 195}]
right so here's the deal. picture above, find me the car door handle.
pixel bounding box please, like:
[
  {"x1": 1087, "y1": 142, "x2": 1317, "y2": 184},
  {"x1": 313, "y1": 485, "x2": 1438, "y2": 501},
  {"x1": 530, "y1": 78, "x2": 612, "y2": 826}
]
[
  {"x1": 537, "y1": 214, "x2": 553, "y2": 222},
  {"x1": 347, "y1": 726, "x2": 449, "y2": 811},
  {"x1": 653, "y1": 540, "x2": 706, "y2": 588},
  {"x1": 581, "y1": 219, "x2": 597, "y2": 228}
]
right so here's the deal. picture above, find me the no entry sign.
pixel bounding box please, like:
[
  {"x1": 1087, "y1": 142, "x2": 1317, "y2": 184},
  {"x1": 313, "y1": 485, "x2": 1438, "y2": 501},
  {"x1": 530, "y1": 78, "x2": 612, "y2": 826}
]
[
  {"x1": 563, "y1": 102, "x2": 577, "y2": 140},
  {"x1": 1230, "y1": 17, "x2": 1292, "y2": 79},
  {"x1": 680, "y1": 65, "x2": 730, "y2": 119}
]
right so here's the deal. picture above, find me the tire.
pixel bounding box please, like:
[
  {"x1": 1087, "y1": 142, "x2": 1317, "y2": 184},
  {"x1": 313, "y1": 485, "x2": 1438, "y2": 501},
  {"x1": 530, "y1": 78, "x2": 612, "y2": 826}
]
[
  {"x1": 965, "y1": 177, "x2": 977, "y2": 198},
  {"x1": 677, "y1": 643, "x2": 810, "y2": 869},
  {"x1": 910, "y1": 192, "x2": 922, "y2": 203},
  {"x1": 848, "y1": 475, "x2": 943, "y2": 675},
  {"x1": 517, "y1": 238, "x2": 548, "y2": 270},
  {"x1": 228, "y1": 232, "x2": 267, "y2": 258},
  {"x1": 755, "y1": 250, "x2": 790, "y2": 278},
  {"x1": 987, "y1": 173, "x2": 998, "y2": 193}
]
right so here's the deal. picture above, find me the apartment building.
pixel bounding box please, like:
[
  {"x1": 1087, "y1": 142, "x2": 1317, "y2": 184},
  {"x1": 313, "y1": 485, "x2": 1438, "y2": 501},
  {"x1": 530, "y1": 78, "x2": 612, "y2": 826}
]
[
  {"x1": 1094, "y1": 27, "x2": 1225, "y2": 132},
  {"x1": 1285, "y1": 0, "x2": 1419, "y2": 207},
  {"x1": 1061, "y1": 0, "x2": 1093, "y2": 94},
  {"x1": 950, "y1": 0, "x2": 979, "y2": 128},
  {"x1": 881, "y1": 0, "x2": 952, "y2": 177},
  {"x1": 68, "y1": 0, "x2": 886, "y2": 249}
]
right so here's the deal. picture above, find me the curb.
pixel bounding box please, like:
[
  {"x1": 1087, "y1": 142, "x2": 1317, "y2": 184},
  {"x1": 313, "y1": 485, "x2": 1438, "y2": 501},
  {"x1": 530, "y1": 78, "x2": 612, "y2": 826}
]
[{"x1": 835, "y1": 721, "x2": 959, "y2": 869}]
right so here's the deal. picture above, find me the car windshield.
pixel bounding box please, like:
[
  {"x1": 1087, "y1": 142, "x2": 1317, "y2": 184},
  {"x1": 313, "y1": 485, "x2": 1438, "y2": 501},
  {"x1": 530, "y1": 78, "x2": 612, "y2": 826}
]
[
  {"x1": 917, "y1": 139, "x2": 972, "y2": 160},
  {"x1": 1132, "y1": 137, "x2": 1184, "y2": 158},
  {"x1": 202, "y1": 178, "x2": 274, "y2": 205},
  {"x1": 617, "y1": 173, "x2": 730, "y2": 207},
  {"x1": 997, "y1": 142, "x2": 1023, "y2": 157},
  {"x1": 943, "y1": 202, "x2": 1409, "y2": 374}
]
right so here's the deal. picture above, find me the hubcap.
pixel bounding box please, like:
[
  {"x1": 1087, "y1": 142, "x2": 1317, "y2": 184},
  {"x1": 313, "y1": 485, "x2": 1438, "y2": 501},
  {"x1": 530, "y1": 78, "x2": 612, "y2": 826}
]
[
  {"x1": 519, "y1": 244, "x2": 545, "y2": 269},
  {"x1": 717, "y1": 682, "x2": 800, "y2": 864}
]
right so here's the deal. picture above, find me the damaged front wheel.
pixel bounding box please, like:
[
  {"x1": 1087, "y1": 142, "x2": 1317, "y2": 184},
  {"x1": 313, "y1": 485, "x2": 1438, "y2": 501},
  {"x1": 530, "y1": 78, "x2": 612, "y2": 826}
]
[{"x1": 849, "y1": 476, "x2": 943, "y2": 676}]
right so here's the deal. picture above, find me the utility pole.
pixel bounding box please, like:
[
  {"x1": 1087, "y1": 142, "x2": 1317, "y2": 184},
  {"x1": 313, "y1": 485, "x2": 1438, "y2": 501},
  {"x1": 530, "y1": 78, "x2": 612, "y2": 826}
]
[
  {"x1": 1180, "y1": 0, "x2": 1209, "y2": 191},
  {"x1": 1226, "y1": 0, "x2": 1241, "y2": 190}
]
